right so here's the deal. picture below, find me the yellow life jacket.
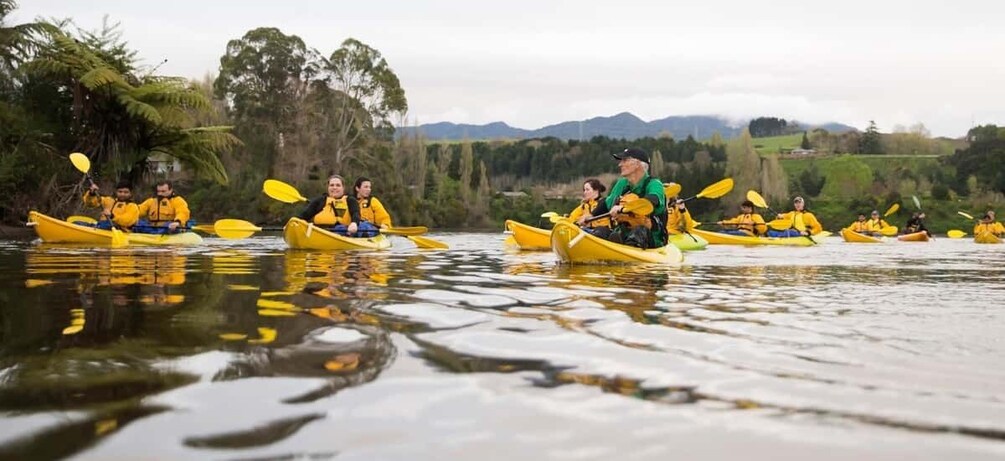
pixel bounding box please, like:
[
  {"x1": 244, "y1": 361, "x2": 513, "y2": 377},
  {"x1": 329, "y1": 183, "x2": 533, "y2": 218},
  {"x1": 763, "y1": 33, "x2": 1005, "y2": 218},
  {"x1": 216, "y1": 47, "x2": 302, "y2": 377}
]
[
  {"x1": 614, "y1": 193, "x2": 651, "y2": 229},
  {"x1": 139, "y1": 196, "x2": 190, "y2": 224},
  {"x1": 313, "y1": 196, "x2": 352, "y2": 226},
  {"x1": 569, "y1": 199, "x2": 610, "y2": 228},
  {"x1": 849, "y1": 221, "x2": 870, "y2": 233},
  {"x1": 358, "y1": 196, "x2": 392, "y2": 227}
]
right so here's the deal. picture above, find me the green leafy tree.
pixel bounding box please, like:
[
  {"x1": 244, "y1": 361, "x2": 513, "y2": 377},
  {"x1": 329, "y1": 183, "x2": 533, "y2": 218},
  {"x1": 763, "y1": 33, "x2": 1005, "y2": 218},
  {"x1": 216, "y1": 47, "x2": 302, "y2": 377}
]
[
  {"x1": 821, "y1": 155, "x2": 874, "y2": 198},
  {"x1": 800, "y1": 131, "x2": 811, "y2": 149},
  {"x1": 858, "y1": 120, "x2": 883, "y2": 154},
  {"x1": 725, "y1": 129, "x2": 761, "y2": 205},
  {"x1": 798, "y1": 163, "x2": 826, "y2": 197}
]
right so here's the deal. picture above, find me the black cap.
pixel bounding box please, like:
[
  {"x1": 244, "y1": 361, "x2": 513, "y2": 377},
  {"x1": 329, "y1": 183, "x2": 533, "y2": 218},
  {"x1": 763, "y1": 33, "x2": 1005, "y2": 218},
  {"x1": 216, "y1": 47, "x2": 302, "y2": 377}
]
[{"x1": 612, "y1": 148, "x2": 649, "y2": 164}]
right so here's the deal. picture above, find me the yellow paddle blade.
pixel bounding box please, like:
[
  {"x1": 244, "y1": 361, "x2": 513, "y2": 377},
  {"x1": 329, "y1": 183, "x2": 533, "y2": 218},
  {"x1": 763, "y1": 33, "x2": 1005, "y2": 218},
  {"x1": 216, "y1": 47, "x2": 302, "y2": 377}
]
[
  {"x1": 213, "y1": 219, "x2": 262, "y2": 239},
  {"x1": 879, "y1": 226, "x2": 898, "y2": 236},
  {"x1": 263, "y1": 179, "x2": 308, "y2": 203},
  {"x1": 110, "y1": 228, "x2": 127, "y2": 247},
  {"x1": 69, "y1": 152, "x2": 91, "y2": 174},
  {"x1": 767, "y1": 218, "x2": 792, "y2": 230},
  {"x1": 540, "y1": 211, "x2": 558, "y2": 218},
  {"x1": 382, "y1": 226, "x2": 428, "y2": 236},
  {"x1": 746, "y1": 190, "x2": 768, "y2": 209},
  {"x1": 664, "y1": 182, "x2": 682, "y2": 198},
  {"x1": 408, "y1": 235, "x2": 449, "y2": 249},
  {"x1": 623, "y1": 197, "x2": 654, "y2": 215},
  {"x1": 193, "y1": 224, "x2": 216, "y2": 233},
  {"x1": 912, "y1": 195, "x2": 921, "y2": 210},
  {"x1": 67, "y1": 215, "x2": 97, "y2": 225},
  {"x1": 958, "y1": 211, "x2": 974, "y2": 220},
  {"x1": 947, "y1": 229, "x2": 967, "y2": 238},
  {"x1": 883, "y1": 203, "x2": 900, "y2": 217},
  {"x1": 697, "y1": 178, "x2": 733, "y2": 199}
]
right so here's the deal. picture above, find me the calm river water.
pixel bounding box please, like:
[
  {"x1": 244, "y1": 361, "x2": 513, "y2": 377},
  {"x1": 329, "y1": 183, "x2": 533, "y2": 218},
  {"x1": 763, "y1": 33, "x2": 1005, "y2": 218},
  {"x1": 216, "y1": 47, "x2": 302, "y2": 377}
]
[{"x1": 0, "y1": 233, "x2": 1003, "y2": 460}]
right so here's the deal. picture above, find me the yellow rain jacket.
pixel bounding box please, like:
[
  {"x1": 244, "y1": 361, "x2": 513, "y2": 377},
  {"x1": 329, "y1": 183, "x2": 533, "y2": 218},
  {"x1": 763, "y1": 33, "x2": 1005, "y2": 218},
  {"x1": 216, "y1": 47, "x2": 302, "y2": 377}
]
[
  {"x1": 359, "y1": 196, "x2": 392, "y2": 228},
  {"x1": 974, "y1": 222, "x2": 1005, "y2": 236},
  {"x1": 568, "y1": 199, "x2": 610, "y2": 228},
  {"x1": 83, "y1": 191, "x2": 139, "y2": 229},
  {"x1": 666, "y1": 205, "x2": 696, "y2": 235},
  {"x1": 778, "y1": 210, "x2": 823, "y2": 234},
  {"x1": 848, "y1": 220, "x2": 871, "y2": 233},
  {"x1": 138, "y1": 195, "x2": 190, "y2": 225},
  {"x1": 720, "y1": 213, "x2": 767, "y2": 236},
  {"x1": 866, "y1": 218, "x2": 891, "y2": 232},
  {"x1": 311, "y1": 196, "x2": 353, "y2": 226}
]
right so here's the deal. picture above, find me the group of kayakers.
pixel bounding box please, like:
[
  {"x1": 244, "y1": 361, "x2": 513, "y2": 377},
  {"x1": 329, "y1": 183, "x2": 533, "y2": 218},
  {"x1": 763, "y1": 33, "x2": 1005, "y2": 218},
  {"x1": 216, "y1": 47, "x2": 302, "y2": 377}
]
[
  {"x1": 83, "y1": 180, "x2": 190, "y2": 234},
  {"x1": 295, "y1": 175, "x2": 393, "y2": 236}
]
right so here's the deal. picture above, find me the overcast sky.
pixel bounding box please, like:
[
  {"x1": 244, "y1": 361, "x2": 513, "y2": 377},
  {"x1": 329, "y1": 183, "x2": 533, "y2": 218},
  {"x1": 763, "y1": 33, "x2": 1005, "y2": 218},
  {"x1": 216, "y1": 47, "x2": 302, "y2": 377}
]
[{"x1": 14, "y1": 0, "x2": 1005, "y2": 137}]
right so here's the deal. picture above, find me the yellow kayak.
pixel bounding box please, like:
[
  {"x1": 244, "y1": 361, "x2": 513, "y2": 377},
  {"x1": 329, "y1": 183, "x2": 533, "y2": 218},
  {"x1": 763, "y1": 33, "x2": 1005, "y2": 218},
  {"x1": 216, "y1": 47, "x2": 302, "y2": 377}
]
[
  {"x1": 28, "y1": 211, "x2": 203, "y2": 246},
  {"x1": 841, "y1": 228, "x2": 883, "y2": 243},
  {"x1": 691, "y1": 228, "x2": 821, "y2": 246},
  {"x1": 897, "y1": 231, "x2": 930, "y2": 242},
  {"x1": 668, "y1": 232, "x2": 708, "y2": 251},
  {"x1": 504, "y1": 219, "x2": 551, "y2": 250},
  {"x1": 975, "y1": 232, "x2": 1002, "y2": 244},
  {"x1": 283, "y1": 218, "x2": 391, "y2": 250},
  {"x1": 550, "y1": 221, "x2": 683, "y2": 265}
]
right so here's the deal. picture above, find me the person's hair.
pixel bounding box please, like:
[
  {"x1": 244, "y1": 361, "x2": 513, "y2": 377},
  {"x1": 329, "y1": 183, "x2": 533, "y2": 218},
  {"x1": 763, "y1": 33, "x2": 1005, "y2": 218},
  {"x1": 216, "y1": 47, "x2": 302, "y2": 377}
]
[
  {"x1": 155, "y1": 180, "x2": 172, "y2": 189},
  {"x1": 354, "y1": 176, "x2": 371, "y2": 191},
  {"x1": 115, "y1": 180, "x2": 132, "y2": 190},
  {"x1": 327, "y1": 174, "x2": 345, "y2": 186},
  {"x1": 983, "y1": 213, "x2": 992, "y2": 220},
  {"x1": 584, "y1": 178, "x2": 606, "y2": 195}
]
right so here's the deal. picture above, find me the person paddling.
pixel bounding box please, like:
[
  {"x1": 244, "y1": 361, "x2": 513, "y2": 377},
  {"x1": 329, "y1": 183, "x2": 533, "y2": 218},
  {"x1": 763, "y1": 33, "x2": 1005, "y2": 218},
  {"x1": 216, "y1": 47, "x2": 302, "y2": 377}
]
[
  {"x1": 576, "y1": 148, "x2": 667, "y2": 249},
  {"x1": 772, "y1": 196, "x2": 822, "y2": 237},
  {"x1": 905, "y1": 212, "x2": 931, "y2": 237},
  {"x1": 974, "y1": 213, "x2": 1004, "y2": 237},
  {"x1": 136, "y1": 180, "x2": 191, "y2": 233},
  {"x1": 83, "y1": 180, "x2": 139, "y2": 231},
  {"x1": 354, "y1": 177, "x2": 389, "y2": 237},
  {"x1": 847, "y1": 213, "x2": 872, "y2": 235},
  {"x1": 567, "y1": 179, "x2": 611, "y2": 235},
  {"x1": 866, "y1": 210, "x2": 891, "y2": 234},
  {"x1": 665, "y1": 186, "x2": 696, "y2": 236},
  {"x1": 298, "y1": 174, "x2": 361, "y2": 236},
  {"x1": 717, "y1": 200, "x2": 767, "y2": 236}
]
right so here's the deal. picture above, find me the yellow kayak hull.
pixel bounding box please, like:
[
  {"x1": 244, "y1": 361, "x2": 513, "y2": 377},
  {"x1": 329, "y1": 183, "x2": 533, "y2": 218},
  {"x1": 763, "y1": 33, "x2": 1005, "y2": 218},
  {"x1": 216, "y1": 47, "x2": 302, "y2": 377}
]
[
  {"x1": 975, "y1": 232, "x2": 1002, "y2": 244},
  {"x1": 897, "y1": 231, "x2": 930, "y2": 242},
  {"x1": 283, "y1": 218, "x2": 391, "y2": 250},
  {"x1": 28, "y1": 211, "x2": 203, "y2": 246},
  {"x1": 691, "y1": 228, "x2": 818, "y2": 246},
  {"x1": 550, "y1": 221, "x2": 682, "y2": 265},
  {"x1": 668, "y1": 232, "x2": 708, "y2": 251},
  {"x1": 841, "y1": 228, "x2": 883, "y2": 243},
  {"x1": 504, "y1": 219, "x2": 551, "y2": 250}
]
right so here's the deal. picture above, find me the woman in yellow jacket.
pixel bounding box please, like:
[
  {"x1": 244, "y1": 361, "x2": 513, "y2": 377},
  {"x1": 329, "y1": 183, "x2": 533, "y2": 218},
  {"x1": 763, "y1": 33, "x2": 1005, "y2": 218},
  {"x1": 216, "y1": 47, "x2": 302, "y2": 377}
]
[
  {"x1": 298, "y1": 174, "x2": 361, "y2": 236},
  {"x1": 974, "y1": 213, "x2": 1005, "y2": 237},
  {"x1": 666, "y1": 195, "x2": 696, "y2": 235},
  {"x1": 83, "y1": 180, "x2": 139, "y2": 230},
  {"x1": 771, "y1": 196, "x2": 823, "y2": 237},
  {"x1": 717, "y1": 200, "x2": 767, "y2": 236},
  {"x1": 137, "y1": 180, "x2": 191, "y2": 233},
  {"x1": 567, "y1": 179, "x2": 610, "y2": 234},
  {"x1": 354, "y1": 177, "x2": 391, "y2": 235}
]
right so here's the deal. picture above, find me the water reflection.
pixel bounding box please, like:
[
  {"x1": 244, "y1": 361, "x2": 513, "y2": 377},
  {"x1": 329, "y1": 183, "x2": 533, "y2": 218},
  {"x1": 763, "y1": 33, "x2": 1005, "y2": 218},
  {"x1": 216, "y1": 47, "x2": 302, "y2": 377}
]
[{"x1": 0, "y1": 237, "x2": 1004, "y2": 459}]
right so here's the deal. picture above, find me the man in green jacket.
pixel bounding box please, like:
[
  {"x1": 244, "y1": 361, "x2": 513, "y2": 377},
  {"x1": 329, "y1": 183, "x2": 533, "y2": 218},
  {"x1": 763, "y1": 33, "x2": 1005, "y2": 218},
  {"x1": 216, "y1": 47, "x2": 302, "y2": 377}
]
[{"x1": 576, "y1": 148, "x2": 667, "y2": 248}]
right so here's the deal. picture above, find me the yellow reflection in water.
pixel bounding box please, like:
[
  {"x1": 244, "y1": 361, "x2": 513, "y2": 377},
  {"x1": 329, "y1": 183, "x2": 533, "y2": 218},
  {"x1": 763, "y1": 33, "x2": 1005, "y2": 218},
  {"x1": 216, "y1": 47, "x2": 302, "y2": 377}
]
[{"x1": 283, "y1": 251, "x2": 392, "y2": 300}]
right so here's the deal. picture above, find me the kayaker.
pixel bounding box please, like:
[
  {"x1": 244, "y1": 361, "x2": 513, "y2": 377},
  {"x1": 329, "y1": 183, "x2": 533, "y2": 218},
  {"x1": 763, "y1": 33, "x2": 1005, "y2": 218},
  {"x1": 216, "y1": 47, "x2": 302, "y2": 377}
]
[
  {"x1": 866, "y1": 210, "x2": 891, "y2": 233},
  {"x1": 665, "y1": 187, "x2": 696, "y2": 236},
  {"x1": 83, "y1": 180, "x2": 139, "y2": 230},
  {"x1": 136, "y1": 180, "x2": 191, "y2": 233},
  {"x1": 354, "y1": 176, "x2": 389, "y2": 237},
  {"x1": 298, "y1": 174, "x2": 360, "y2": 236},
  {"x1": 717, "y1": 200, "x2": 766, "y2": 236},
  {"x1": 974, "y1": 213, "x2": 1004, "y2": 237},
  {"x1": 772, "y1": 196, "x2": 822, "y2": 237},
  {"x1": 985, "y1": 210, "x2": 1005, "y2": 235},
  {"x1": 576, "y1": 148, "x2": 667, "y2": 249},
  {"x1": 904, "y1": 212, "x2": 931, "y2": 236},
  {"x1": 847, "y1": 213, "x2": 872, "y2": 234},
  {"x1": 567, "y1": 178, "x2": 611, "y2": 235}
]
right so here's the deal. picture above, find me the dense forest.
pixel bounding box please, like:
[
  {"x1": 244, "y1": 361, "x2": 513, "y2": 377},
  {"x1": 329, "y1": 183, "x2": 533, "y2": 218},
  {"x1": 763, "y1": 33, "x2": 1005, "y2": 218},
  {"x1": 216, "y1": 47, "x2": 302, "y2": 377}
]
[{"x1": 1, "y1": 1, "x2": 1003, "y2": 234}]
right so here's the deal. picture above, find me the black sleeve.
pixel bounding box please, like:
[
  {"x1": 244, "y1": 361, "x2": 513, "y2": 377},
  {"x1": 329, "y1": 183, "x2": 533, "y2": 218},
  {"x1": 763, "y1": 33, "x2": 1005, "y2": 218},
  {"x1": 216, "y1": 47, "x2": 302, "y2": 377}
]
[
  {"x1": 592, "y1": 196, "x2": 610, "y2": 216},
  {"x1": 297, "y1": 196, "x2": 326, "y2": 221},
  {"x1": 644, "y1": 194, "x2": 661, "y2": 214},
  {"x1": 347, "y1": 195, "x2": 361, "y2": 224}
]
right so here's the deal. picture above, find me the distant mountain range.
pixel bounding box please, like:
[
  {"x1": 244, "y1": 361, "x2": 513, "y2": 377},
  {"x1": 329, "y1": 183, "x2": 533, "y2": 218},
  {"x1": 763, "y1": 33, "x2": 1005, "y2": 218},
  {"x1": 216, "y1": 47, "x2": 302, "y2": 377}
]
[{"x1": 400, "y1": 112, "x2": 857, "y2": 141}]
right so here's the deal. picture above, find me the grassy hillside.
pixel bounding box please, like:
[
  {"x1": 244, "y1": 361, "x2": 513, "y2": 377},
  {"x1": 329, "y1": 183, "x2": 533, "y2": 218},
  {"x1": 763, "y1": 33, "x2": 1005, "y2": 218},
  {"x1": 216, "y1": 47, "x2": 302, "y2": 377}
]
[{"x1": 752, "y1": 134, "x2": 803, "y2": 154}]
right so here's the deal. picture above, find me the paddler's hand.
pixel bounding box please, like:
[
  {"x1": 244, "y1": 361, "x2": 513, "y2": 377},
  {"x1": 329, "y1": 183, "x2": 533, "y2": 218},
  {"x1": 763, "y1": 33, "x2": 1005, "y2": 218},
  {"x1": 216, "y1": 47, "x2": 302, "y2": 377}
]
[
  {"x1": 89, "y1": 184, "x2": 100, "y2": 194},
  {"x1": 610, "y1": 204, "x2": 623, "y2": 217},
  {"x1": 168, "y1": 221, "x2": 180, "y2": 232},
  {"x1": 576, "y1": 214, "x2": 590, "y2": 226},
  {"x1": 347, "y1": 222, "x2": 358, "y2": 235}
]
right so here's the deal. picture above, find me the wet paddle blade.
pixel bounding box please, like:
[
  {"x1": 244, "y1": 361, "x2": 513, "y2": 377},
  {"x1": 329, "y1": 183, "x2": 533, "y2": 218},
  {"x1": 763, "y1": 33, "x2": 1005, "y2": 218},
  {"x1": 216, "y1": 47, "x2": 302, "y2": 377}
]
[
  {"x1": 69, "y1": 152, "x2": 91, "y2": 174},
  {"x1": 623, "y1": 197, "x2": 654, "y2": 215},
  {"x1": 697, "y1": 178, "x2": 733, "y2": 199},
  {"x1": 746, "y1": 190, "x2": 768, "y2": 209},
  {"x1": 884, "y1": 203, "x2": 900, "y2": 217},
  {"x1": 540, "y1": 211, "x2": 558, "y2": 218},
  {"x1": 947, "y1": 229, "x2": 967, "y2": 238},
  {"x1": 110, "y1": 228, "x2": 127, "y2": 247},
  {"x1": 263, "y1": 179, "x2": 308, "y2": 203},
  {"x1": 958, "y1": 211, "x2": 974, "y2": 220},
  {"x1": 213, "y1": 218, "x2": 262, "y2": 239},
  {"x1": 912, "y1": 195, "x2": 921, "y2": 210},
  {"x1": 767, "y1": 218, "x2": 792, "y2": 230},
  {"x1": 407, "y1": 235, "x2": 449, "y2": 249},
  {"x1": 664, "y1": 182, "x2": 682, "y2": 198}
]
